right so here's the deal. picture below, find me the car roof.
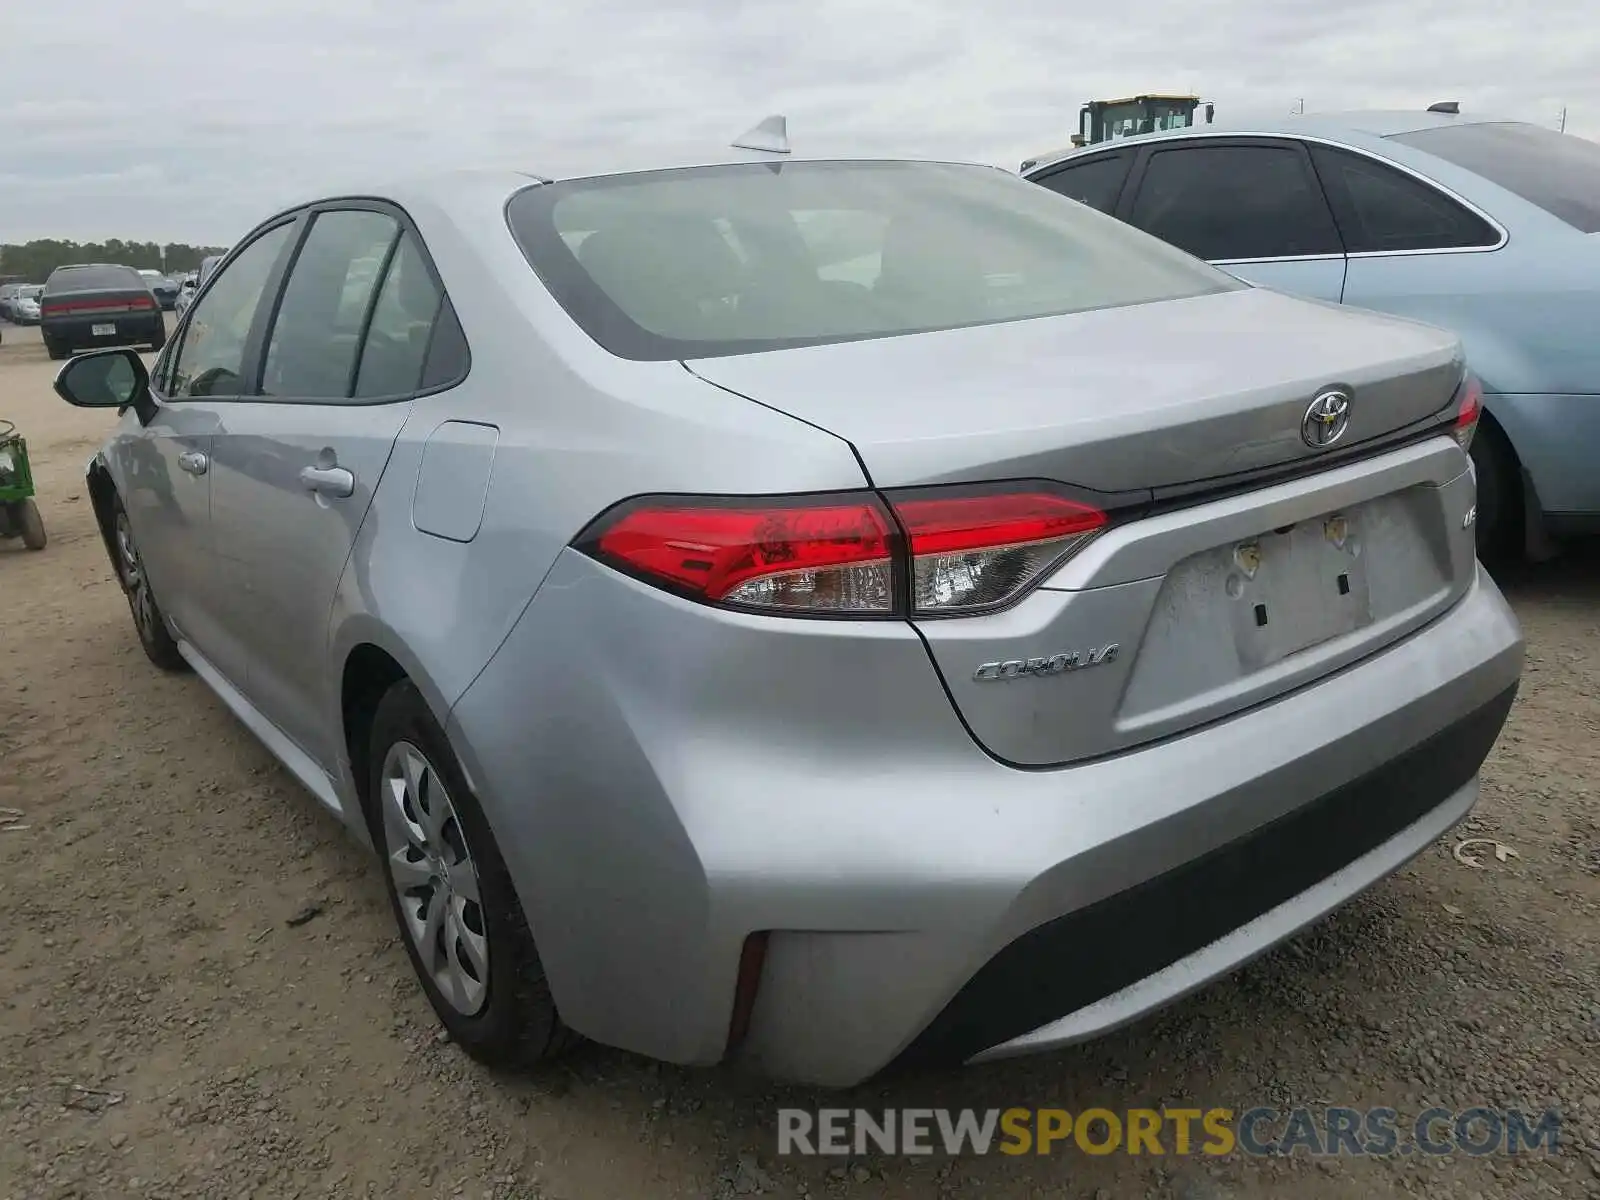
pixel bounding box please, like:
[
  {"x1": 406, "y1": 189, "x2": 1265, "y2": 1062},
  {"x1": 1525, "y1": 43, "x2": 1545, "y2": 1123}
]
[{"x1": 1022, "y1": 110, "x2": 1523, "y2": 174}]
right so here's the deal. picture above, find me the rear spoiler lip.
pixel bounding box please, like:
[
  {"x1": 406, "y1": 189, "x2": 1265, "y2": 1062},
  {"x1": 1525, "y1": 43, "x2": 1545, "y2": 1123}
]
[{"x1": 1145, "y1": 413, "x2": 1460, "y2": 518}]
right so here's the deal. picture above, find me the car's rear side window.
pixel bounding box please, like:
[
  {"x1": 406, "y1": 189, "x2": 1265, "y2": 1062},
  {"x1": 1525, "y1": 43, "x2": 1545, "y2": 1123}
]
[
  {"x1": 44, "y1": 266, "x2": 140, "y2": 293},
  {"x1": 505, "y1": 159, "x2": 1241, "y2": 361},
  {"x1": 1308, "y1": 144, "x2": 1502, "y2": 252},
  {"x1": 1388, "y1": 121, "x2": 1600, "y2": 234}
]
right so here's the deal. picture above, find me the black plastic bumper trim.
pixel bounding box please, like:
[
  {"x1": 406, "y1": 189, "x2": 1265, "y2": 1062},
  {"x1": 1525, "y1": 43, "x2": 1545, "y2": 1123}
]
[{"x1": 891, "y1": 682, "x2": 1518, "y2": 1072}]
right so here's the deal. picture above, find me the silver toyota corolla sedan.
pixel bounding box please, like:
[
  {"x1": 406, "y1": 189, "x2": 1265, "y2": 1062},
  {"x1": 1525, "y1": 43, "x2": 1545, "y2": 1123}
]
[{"x1": 55, "y1": 123, "x2": 1523, "y2": 1086}]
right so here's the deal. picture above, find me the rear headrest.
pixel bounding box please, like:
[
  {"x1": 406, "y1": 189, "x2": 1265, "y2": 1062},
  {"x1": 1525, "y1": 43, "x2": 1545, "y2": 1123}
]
[
  {"x1": 874, "y1": 213, "x2": 986, "y2": 301},
  {"x1": 577, "y1": 216, "x2": 745, "y2": 333},
  {"x1": 392, "y1": 248, "x2": 441, "y2": 321}
]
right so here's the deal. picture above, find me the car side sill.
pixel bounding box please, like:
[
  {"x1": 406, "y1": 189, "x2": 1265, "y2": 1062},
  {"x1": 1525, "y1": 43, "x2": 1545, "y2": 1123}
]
[{"x1": 177, "y1": 638, "x2": 345, "y2": 821}]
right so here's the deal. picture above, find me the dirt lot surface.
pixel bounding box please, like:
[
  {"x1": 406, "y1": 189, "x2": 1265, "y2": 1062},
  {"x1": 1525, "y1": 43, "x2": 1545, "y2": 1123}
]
[{"x1": 1, "y1": 319, "x2": 1597, "y2": 1200}]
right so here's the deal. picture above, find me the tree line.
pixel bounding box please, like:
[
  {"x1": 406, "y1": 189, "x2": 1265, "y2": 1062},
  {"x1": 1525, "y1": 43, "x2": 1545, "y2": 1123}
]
[{"x1": 0, "y1": 239, "x2": 230, "y2": 283}]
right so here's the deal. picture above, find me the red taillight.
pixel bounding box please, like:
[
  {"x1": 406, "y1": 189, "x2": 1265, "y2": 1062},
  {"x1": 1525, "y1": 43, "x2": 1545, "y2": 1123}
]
[
  {"x1": 40, "y1": 296, "x2": 150, "y2": 315},
  {"x1": 576, "y1": 484, "x2": 1113, "y2": 618},
  {"x1": 582, "y1": 493, "x2": 898, "y2": 614},
  {"x1": 40, "y1": 303, "x2": 67, "y2": 318},
  {"x1": 1452, "y1": 374, "x2": 1483, "y2": 452},
  {"x1": 892, "y1": 489, "x2": 1106, "y2": 614}
]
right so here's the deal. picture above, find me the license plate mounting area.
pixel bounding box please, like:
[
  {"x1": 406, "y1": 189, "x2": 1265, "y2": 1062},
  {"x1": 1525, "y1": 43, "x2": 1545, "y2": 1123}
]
[{"x1": 1228, "y1": 512, "x2": 1373, "y2": 671}]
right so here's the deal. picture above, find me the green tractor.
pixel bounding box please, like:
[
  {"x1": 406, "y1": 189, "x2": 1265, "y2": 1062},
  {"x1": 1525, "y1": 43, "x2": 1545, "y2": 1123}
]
[
  {"x1": 1071, "y1": 94, "x2": 1214, "y2": 148},
  {"x1": 0, "y1": 419, "x2": 46, "y2": 550}
]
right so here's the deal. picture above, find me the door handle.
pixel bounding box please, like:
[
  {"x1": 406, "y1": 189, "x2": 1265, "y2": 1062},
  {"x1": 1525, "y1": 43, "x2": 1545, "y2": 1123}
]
[
  {"x1": 299, "y1": 464, "x2": 355, "y2": 498},
  {"x1": 178, "y1": 450, "x2": 208, "y2": 475}
]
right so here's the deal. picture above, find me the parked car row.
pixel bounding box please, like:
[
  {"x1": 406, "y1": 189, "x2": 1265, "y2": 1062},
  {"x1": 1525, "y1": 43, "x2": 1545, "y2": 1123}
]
[
  {"x1": 137, "y1": 268, "x2": 180, "y2": 310},
  {"x1": 0, "y1": 282, "x2": 43, "y2": 323},
  {"x1": 3, "y1": 265, "x2": 193, "y2": 329},
  {"x1": 2, "y1": 284, "x2": 44, "y2": 323},
  {"x1": 1020, "y1": 108, "x2": 1600, "y2": 563},
  {"x1": 52, "y1": 114, "x2": 1523, "y2": 1086},
  {"x1": 173, "y1": 252, "x2": 224, "y2": 317}
]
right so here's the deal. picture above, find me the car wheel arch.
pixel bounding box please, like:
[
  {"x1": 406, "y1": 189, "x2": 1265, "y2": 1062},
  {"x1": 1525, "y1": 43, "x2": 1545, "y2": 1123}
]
[
  {"x1": 85, "y1": 459, "x2": 122, "y2": 578},
  {"x1": 335, "y1": 632, "x2": 469, "y2": 829}
]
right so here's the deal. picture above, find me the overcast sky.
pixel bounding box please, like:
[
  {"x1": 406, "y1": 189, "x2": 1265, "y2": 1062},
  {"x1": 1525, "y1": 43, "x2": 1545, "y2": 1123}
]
[{"x1": 0, "y1": 0, "x2": 1592, "y2": 245}]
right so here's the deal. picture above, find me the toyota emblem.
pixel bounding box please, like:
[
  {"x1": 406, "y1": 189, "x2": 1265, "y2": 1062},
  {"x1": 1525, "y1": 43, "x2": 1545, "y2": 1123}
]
[{"x1": 1302, "y1": 389, "x2": 1352, "y2": 449}]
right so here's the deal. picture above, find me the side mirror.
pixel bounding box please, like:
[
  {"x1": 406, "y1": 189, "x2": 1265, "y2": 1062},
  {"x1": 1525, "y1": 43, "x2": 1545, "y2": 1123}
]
[{"x1": 54, "y1": 348, "x2": 154, "y2": 422}]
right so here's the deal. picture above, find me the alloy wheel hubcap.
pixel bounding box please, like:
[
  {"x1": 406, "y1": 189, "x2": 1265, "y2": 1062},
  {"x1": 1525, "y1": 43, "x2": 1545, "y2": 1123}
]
[
  {"x1": 115, "y1": 515, "x2": 156, "y2": 640},
  {"x1": 380, "y1": 741, "x2": 490, "y2": 1017}
]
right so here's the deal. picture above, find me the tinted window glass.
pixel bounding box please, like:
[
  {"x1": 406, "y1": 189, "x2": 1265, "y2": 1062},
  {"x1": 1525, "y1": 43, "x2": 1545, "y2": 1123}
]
[
  {"x1": 169, "y1": 224, "x2": 294, "y2": 398},
  {"x1": 1310, "y1": 144, "x2": 1500, "y2": 252},
  {"x1": 353, "y1": 232, "x2": 443, "y2": 397},
  {"x1": 420, "y1": 300, "x2": 469, "y2": 389},
  {"x1": 262, "y1": 209, "x2": 399, "y2": 399},
  {"x1": 506, "y1": 160, "x2": 1240, "y2": 361},
  {"x1": 1127, "y1": 144, "x2": 1343, "y2": 261},
  {"x1": 1389, "y1": 121, "x2": 1600, "y2": 234},
  {"x1": 1032, "y1": 154, "x2": 1132, "y2": 214},
  {"x1": 44, "y1": 265, "x2": 142, "y2": 293}
]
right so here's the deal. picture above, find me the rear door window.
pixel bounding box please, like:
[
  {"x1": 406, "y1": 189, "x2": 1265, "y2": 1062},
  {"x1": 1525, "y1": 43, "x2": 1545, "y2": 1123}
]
[
  {"x1": 261, "y1": 209, "x2": 400, "y2": 399},
  {"x1": 1126, "y1": 141, "x2": 1344, "y2": 261},
  {"x1": 1389, "y1": 121, "x2": 1600, "y2": 233},
  {"x1": 1031, "y1": 152, "x2": 1133, "y2": 214},
  {"x1": 1309, "y1": 143, "x2": 1501, "y2": 252}
]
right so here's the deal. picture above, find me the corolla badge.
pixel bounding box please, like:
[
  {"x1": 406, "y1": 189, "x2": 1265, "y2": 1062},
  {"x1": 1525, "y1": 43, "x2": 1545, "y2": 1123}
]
[
  {"x1": 1301, "y1": 389, "x2": 1352, "y2": 449},
  {"x1": 973, "y1": 645, "x2": 1120, "y2": 681}
]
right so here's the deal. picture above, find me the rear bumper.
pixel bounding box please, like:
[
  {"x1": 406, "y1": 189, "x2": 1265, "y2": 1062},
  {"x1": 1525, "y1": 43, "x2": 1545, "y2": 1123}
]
[
  {"x1": 42, "y1": 314, "x2": 163, "y2": 347},
  {"x1": 448, "y1": 555, "x2": 1522, "y2": 1086},
  {"x1": 908, "y1": 683, "x2": 1509, "y2": 1069}
]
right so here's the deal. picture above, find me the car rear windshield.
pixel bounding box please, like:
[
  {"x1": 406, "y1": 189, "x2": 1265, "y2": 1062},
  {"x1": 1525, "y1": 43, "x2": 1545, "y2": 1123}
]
[
  {"x1": 1388, "y1": 121, "x2": 1600, "y2": 233},
  {"x1": 505, "y1": 159, "x2": 1241, "y2": 360},
  {"x1": 44, "y1": 265, "x2": 142, "y2": 293}
]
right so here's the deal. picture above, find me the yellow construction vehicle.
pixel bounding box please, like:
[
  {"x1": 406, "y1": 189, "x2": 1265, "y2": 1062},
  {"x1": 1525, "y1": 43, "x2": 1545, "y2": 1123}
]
[{"x1": 1070, "y1": 95, "x2": 1214, "y2": 147}]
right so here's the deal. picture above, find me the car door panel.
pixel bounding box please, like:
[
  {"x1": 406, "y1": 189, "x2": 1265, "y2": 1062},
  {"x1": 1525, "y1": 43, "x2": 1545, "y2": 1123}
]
[
  {"x1": 109, "y1": 402, "x2": 220, "y2": 654},
  {"x1": 208, "y1": 400, "x2": 416, "y2": 768},
  {"x1": 1119, "y1": 137, "x2": 1349, "y2": 303}
]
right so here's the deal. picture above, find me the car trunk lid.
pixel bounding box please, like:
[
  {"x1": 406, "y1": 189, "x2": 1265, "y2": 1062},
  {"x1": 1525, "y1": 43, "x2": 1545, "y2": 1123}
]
[
  {"x1": 686, "y1": 287, "x2": 1476, "y2": 766},
  {"x1": 684, "y1": 287, "x2": 1464, "y2": 493}
]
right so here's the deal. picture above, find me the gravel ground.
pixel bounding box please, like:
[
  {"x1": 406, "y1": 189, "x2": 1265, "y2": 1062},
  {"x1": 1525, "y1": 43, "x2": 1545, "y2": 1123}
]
[{"x1": 1, "y1": 320, "x2": 1597, "y2": 1200}]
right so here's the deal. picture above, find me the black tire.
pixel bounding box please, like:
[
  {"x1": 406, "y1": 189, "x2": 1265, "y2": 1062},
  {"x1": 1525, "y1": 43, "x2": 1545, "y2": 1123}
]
[
  {"x1": 17, "y1": 499, "x2": 46, "y2": 551},
  {"x1": 1470, "y1": 422, "x2": 1520, "y2": 566},
  {"x1": 44, "y1": 339, "x2": 66, "y2": 361},
  {"x1": 110, "y1": 498, "x2": 188, "y2": 671},
  {"x1": 366, "y1": 681, "x2": 574, "y2": 1067},
  {"x1": 149, "y1": 323, "x2": 167, "y2": 353}
]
